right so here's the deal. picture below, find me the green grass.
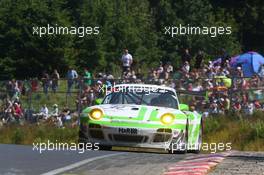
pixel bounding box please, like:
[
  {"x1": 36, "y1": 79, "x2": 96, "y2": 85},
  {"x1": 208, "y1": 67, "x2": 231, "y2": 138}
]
[
  {"x1": 203, "y1": 111, "x2": 264, "y2": 151},
  {"x1": 0, "y1": 123, "x2": 79, "y2": 145}
]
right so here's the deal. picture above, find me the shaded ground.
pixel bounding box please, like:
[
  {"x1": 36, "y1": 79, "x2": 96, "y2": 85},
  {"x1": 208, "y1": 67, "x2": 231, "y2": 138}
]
[{"x1": 210, "y1": 151, "x2": 264, "y2": 175}]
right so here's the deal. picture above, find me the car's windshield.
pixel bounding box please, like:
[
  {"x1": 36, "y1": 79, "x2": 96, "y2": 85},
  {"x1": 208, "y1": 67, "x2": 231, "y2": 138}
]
[{"x1": 102, "y1": 89, "x2": 178, "y2": 109}]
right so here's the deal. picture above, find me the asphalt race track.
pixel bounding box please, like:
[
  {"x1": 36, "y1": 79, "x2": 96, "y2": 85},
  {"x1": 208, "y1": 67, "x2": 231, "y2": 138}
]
[
  {"x1": 0, "y1": 144, "x2": 118, "y2": 175},
  {"x1": 0, "y1": 144, "x2": 188, "y2": 175}
]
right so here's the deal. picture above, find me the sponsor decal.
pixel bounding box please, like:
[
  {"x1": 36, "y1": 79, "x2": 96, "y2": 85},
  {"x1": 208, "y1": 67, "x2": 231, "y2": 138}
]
[{"x1": 118, "y1": 128, "x2": 138, "y2": 135}]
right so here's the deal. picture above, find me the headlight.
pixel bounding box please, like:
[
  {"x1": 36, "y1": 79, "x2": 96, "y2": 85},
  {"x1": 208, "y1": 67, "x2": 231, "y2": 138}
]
[
  {"x1": 160, "y1": 113, "x2": 175, "y2": 125},
  {"x1": 89, "y1": 108, "x2": 103, "y2": 120}
]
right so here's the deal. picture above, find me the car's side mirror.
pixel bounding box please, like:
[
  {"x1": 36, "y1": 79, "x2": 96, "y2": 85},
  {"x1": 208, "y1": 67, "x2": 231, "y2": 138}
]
[
  {"x1": 179, "y1": 104, "x2": 189, "y2": 111},
  {"x1": 95, "y1": 98, "x2": 103, "y2": 105}
]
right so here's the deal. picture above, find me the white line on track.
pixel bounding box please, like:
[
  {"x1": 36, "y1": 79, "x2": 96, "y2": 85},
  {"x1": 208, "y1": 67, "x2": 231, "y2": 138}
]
[{"x1": 41, "y1": 153, "x2": 125, "y2": 175}]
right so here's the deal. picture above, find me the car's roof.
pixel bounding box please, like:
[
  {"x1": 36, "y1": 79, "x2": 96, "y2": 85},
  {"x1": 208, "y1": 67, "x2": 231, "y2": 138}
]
[{"x1": 113, "y1": 84, "x2": 176, "y2": 94}]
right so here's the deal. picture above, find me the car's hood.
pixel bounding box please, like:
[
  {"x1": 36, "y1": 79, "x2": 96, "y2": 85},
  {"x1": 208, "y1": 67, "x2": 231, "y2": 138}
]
[{"x1": 90, "y1": 104, "x2": 185, "y2": 121}]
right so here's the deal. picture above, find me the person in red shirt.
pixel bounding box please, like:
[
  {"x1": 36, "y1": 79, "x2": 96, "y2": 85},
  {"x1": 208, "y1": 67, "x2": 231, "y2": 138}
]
[
  {"x1": 254, "y1": 100, "x2": 261, "y2": 109},
  {"x1": 233, "y1": 102, "x2": 241, "y2": 112},
  {"x1": 13, "y1": 103, "x2": 23, "y2": 122}
]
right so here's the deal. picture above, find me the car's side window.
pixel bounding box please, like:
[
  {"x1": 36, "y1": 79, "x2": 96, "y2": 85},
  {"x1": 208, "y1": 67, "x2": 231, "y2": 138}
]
[
  {"x1": 163, "y1": 94, "x2": 177, "y2": 108},
  {"x1": 171, "y1": 95, "x2": 179, "y2": 109},
  {"x1": 103, "y1": 93, "x2": 121, "y2": 104}
]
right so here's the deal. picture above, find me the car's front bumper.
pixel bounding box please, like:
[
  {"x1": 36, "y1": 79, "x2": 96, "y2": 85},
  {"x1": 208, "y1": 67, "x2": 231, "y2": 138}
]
[{"x1": 79, "y1": 122, "x2": 186, "y2": 150}]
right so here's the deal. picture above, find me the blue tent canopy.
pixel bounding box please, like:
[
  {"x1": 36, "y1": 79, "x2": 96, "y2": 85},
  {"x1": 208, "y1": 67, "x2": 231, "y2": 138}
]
[{"x1": 230, "y1": 51, "x2": 264, "y2": 77}]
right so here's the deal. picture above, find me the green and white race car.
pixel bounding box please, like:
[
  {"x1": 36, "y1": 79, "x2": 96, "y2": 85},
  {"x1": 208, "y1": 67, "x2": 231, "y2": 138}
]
[{"x1": 79, "y1": 84, "x2": 203, "y2": 153}]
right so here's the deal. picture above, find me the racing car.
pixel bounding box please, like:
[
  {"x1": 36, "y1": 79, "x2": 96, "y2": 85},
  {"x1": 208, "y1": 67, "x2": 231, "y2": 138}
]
[{"x1": 79, "y1": 84, "x2": 203, "y2": 153}]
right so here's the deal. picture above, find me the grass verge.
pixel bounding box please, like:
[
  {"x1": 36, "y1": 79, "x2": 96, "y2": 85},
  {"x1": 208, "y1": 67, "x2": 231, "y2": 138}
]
[
  {"x1": 0, "y1": 123, "x2": 78, "y2": 145},
  {"x1": 203, "y1": 111, "x2": 264, "y2": 151}
]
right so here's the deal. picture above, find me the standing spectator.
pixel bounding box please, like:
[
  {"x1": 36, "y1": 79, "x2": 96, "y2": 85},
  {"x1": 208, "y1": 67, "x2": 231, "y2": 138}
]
[
  {"x1": 182, "y1": 61, "x2": 190, "y2": 73},
  {"x1": 181, "y1": 48, "x2": 192, "y2": 65},
  {"x1": 122, "y1": 68, "x2": 132, "y2": 80},
  {"x1": 6, "y1": 81, "x2": 13, "y2": 97},
  {"x1": 195, "y1": 50, "x2": 204, "y2": 69},
  {"x1": 22, "y1": 80, "x2": 31, "y2": 95},
  {"x1": 41, "y1": 71, "x2": 50, "y2": 95},
  {"x1": 233, "y1": 67, "x2": 243, "y2": 89},
  {"x1": 220, "y1": 48, "x2": 230, "y2": 67},
  {"x1": 94, "y1": 80, "x2": 104, "y2": 98},
  {"x1": 250, "y1": 74, "x2": 260, "y2": 88},
  {"x1": 209, "y1": 100, "x2": 219, "y2": 114},
  {"x1": 254, "y1": 100, "x2": 262, "y2": 109},
  {"x1": 157, "y1": 62, "x2": 164, "y2": 74},
  {"x1": 148, "y1": 69, "x2": 159, "y2": 82},
  {"x1": 121, "y1": 49, "x2": 133, "y2": 73},
  {"x1": 244, "y1": 101, "x2": 254, "y2": 115},
  {"x1": 233, "y1": 101, "x2": 242, "y2": 113},
  {"x1": 31, "y1": 78, "x2": 39, "y2": 92},
  {"x1": 3, "y1": 100, "x2": 13, "y2": 123},
  {"x1": 51, "y1": 69, "x2": 60, "y2": 93},
  {"x1": 166, "y1": 62, "x2": 173, "y2": 72},
  {"x1": 223, "y1": 95, "x2": 230, "y2": 114},
  {"x1": 237, "y1": 67, "x2": 244, "y2": 77},
  {"x1": 66, "y1": 67, "x2": 78, "y2": 95},
  {"x1": 87, "y1": 89, "x2": 95, "y2": 106},
  {"x1": 13, "y1": 103, "x2": 23, "y2": 123},
  {"x1": 164, "y1": 61, "x2": 173, "y2": 78},
  {"x1": 83, "y1": 68, "x2": 92, "y2": 86},
  {"x1": 10, "y1": 79, "x2": 20, "y2": 100}
]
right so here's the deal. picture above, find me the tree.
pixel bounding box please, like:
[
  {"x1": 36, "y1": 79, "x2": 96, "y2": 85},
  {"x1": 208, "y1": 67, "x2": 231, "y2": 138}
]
[{"x1": 0, "y1": 0, "x2": 74, "y2": 79}]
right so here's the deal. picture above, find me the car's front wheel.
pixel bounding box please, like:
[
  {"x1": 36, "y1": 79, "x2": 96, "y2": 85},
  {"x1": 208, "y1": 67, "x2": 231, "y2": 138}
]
[{"x1": 169, "y1": 121, "x2": 188, "y2": 154}]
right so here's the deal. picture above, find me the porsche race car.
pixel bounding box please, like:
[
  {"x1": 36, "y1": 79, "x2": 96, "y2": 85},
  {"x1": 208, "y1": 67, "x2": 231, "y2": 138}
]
[{"x1": 79, "y1": 84, "x2": 203, "y2": 153}]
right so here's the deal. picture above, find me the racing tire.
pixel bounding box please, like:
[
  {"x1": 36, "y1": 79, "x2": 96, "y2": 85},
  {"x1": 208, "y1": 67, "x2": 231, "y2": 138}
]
[{"x1": 169, "y1": 120, "x2": 188, "y2": 154}]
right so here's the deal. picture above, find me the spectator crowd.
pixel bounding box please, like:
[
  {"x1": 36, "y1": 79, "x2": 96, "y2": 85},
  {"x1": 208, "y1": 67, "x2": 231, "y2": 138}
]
[{"x1": 1, "y1": 48, "x2": 264, "y2": 126}]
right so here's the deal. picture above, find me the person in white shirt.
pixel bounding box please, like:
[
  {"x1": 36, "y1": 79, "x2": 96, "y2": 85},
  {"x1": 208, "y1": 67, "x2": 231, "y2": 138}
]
[
  {"x1": 157, "y1": 62, "x2": 164, "y2": 74},
  {"x1": 40, "y1": 104, "x2": 49, "y2": 119},
  {"x1": 34, "y1": 104, "x2": 49, "y2": 120},
  {"x1": 182, "y1": 61, "x2": 190, "y2": 73},
  {"x1": 121, "y1": 49, "x2": 133, "y2": 73}
]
